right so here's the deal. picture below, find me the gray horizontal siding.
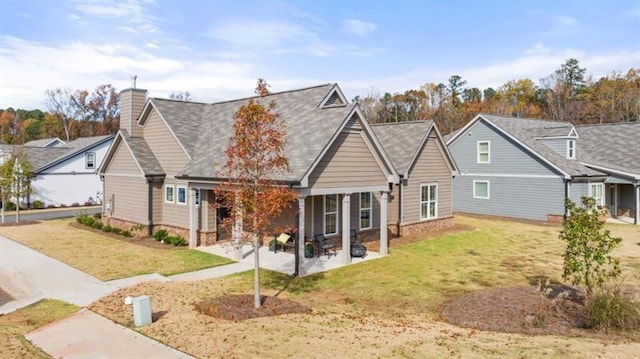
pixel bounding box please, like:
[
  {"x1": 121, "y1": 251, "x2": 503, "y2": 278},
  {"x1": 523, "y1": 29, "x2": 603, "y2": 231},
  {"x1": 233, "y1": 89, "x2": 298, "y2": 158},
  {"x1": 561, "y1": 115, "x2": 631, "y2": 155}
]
[
  {"x1": 452, "y1": 175, "x2": 565, "y2": 220},
  {"x1": 539, "y1": 138, "x2": 568, "y2": 157},
  {"x1": 450, "y1": 119, "x2": 560, "y2": 176},
  {"x1": 619, "y1": 184, "x2": 636, "y2": 209}
]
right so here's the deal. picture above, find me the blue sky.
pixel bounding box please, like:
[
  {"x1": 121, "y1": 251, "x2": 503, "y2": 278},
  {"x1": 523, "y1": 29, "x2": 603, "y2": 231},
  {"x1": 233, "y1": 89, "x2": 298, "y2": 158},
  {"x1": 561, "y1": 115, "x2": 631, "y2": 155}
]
[{"x1": 1, "y1": 0, "x2": 639, "y2": 109}]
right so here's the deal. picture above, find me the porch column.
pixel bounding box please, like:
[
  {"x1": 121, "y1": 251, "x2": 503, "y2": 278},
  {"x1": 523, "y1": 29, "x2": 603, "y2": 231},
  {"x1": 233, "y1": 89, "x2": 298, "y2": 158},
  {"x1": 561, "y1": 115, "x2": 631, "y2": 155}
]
[
  {"x1": 341, "y1": 193, "x2": 351, "y2": 264},
  {"x1": 297, "y1": 196, "x2": 305, "y2": 274},
  {"x1": 634, "y1": 184, "x2": 640, "y2": 226},
  {"x1": 380, "y1": 191, "x2": 389, "y2": 255},
  {"x1": 189, "y1": 187, "x2": 197, "y2": 248},
  {"x1": 201, "y1": 190, "x2": 209, "y2": 231}
]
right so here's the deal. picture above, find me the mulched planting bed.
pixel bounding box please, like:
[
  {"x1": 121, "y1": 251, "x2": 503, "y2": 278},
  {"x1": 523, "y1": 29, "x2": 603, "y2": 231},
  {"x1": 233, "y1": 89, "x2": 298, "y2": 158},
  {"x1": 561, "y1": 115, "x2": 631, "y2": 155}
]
[
  {"x1": 69, "y1": 222, "x2": 180, "y2": 249},
  {"x1": 441, "y1": 285, "x2": 593, "y2": 336},
  {"x1": 195, "y1": 295, "x2": 312, "y2": 321}
]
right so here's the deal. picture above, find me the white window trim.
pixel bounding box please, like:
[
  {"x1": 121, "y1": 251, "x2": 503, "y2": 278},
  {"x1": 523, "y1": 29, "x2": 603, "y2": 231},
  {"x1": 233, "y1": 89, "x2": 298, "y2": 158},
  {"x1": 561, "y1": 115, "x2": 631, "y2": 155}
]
[
  {"x1": 473, "y1": 180, "x2": 490, "y2": 199},
  {"x1": 420, "y1": 183, "x2": 438, "y2": 220},
  {"x1": 589, "y1": 183, "x2": 604, "y2": 207},
  {"x1": 85, "y1": 152, "x2": 96, "y2": 169},
  {"x1": 323, "y1": 194, "x2": 338, "y2": 236},
  {"x1": 176, "y1": 186, "x2": 187, "y2": 206},
  {"x1": 567, "y1": 140, "x2": 576, "y2": 159},
  {"x1": 164, "y1": 185, "x2": 175, "y2": 204},
  {"x1": 359, "y1": 192, "x2": 372, "y2": 230},
  {"x1": 477, "y1": 141, "x2": 490, "y2": 164}
]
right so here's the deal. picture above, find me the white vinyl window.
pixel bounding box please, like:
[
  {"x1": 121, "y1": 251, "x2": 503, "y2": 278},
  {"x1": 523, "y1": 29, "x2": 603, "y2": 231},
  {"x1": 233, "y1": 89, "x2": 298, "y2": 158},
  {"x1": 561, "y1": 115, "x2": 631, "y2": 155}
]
[
  {"x1": 85, "y1": 152, "x2": 96, "y2": 169},
  {"x1": 177, "y1": 186, "x2": 187, "y2": 205},
  {"x1": 164, "y1": 185, "x2": 175, "y2": 204},
  {"x1": 589, "y1": 183, "x2": 603, "y2": 207},
  {"x1": 567, "y1": 140, "x2": 576, "y2": 159},
  {"x1": 324, "y1": 194, "x2": 338, "y2": 235},
  {"x1": 473, "y1": 180, "x2": 490, "y2": 199},
  {"x1": 420, "y1": 183, "x2": 438, "y2": 219},
  {"x1": 477, "y1": 141, "x2": 490, "y2": 163},
  {"x1": 359, "y1": 192, "x2": 372, "y2": 230}
]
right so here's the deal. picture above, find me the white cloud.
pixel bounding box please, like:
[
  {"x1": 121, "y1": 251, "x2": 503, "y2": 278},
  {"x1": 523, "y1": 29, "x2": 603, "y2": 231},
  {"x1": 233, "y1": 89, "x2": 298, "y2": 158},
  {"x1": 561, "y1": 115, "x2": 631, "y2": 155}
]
[
  {"x1": 210, "y1": 20, "x2": 314, "y2": 49},
  {"x1": 146, "y1": 42, "x2": 160, "y2": 49},
  {"x1": 525, "y1": 43, "x2": 550, "y2": 55},
  {"x1": 72, "y1": 0, "x2": 160, "y2": 34},
  {"x1": 555, "y1": 16, "x2": 578, "y2": 27},
  {"x1": 341, "y1": 19, "x2": 376, "y2": 36}
]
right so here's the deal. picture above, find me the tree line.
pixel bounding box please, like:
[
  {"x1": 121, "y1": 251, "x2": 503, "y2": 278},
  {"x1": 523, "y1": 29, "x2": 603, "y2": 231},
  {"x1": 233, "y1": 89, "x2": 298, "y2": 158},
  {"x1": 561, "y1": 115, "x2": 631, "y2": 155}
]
[{"x1": 354, "y1": 59, "x2": 640, "y2": 134}]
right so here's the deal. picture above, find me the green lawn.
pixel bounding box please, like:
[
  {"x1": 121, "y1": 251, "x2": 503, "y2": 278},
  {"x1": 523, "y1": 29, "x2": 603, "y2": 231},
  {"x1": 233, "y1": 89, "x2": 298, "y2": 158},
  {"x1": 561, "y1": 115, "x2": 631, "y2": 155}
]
[
  {"x1": 0, "y1": 300, "x2": 79, "y2": 358},
  {"x1": 0, "y1": 219, "x2": 233, "y2": 281}
]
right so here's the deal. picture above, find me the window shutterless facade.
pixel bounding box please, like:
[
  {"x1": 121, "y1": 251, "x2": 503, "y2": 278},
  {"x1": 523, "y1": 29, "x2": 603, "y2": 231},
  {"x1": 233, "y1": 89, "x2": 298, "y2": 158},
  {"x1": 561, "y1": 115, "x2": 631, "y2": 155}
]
[
  {"x1": 164, "y1": 185, "x2": 175, "y2": 203},
  {"x1": 473, "y1": 180, "x2": 490, "y2": 199},
  {"x1": 589, "y1": 183, "x2": 603, "y2": 207},
  {"x1": 567, "y1": 140, "x2": 576, "y2": 159},
  {"x1": 359, "y1": 192, "x2": 372, "y2": 230},
  {"x1": 177, "y1": 186, "x2": 187, "y2": 205},
  {"x1": 477, "y1": 141, "x2": 490, "y2": 163},
  {"x1": 420, "y1": 183, "x2": 438, "y2": 219},
  {"x1": 324, "y1": 194, "x2": 338, "y2": 235},
  {"x1": 85, "y1": 152, "x2": 96, "y2": 169}
]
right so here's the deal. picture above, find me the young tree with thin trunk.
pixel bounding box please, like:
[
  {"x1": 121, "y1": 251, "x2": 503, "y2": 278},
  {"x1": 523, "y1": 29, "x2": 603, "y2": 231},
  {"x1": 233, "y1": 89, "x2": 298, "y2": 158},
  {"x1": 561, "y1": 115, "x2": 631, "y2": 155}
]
[
  {"x1": 215, "y1": 79, "x2": 296, "y2": 309},
  {"x1": 0, "y1": 150, "x2": 33, "y2": 223}
]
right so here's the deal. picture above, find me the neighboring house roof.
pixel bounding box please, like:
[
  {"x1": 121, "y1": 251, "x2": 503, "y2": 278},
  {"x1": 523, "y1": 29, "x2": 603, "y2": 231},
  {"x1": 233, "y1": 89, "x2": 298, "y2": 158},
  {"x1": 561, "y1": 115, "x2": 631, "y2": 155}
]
[
  {"x1": 447, "y1": 114, "x2": 605, "y2": 179},
  {"x1": 577, "y1": 122, "x2": 640, "y2": 179},
  {"x1": 23, "y1": 134, "x2": 114, "y2": 172},
  {"x1": 24, "y1": 137, "x2": 65, "y2": 147}
]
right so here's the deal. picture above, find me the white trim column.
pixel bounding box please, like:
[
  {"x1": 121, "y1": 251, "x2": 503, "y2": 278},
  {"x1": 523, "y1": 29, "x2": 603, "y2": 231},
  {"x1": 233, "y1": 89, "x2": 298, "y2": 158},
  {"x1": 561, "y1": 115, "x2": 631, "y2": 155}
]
[
  {"x1": 635, "y1": 184, "x2": 639, "y2": 225},
  {"x1": 380, "y1": 191, "x2": 389, "y2": 255},
  {"x1": 341, "y1": 193, "x2": 351, "y2": 264},
  {"x1": 298, "y1": 196, "x2": 306, "y2": 266},
  {"x1": 189, "y1": 187, "x2": 197, "y2": 248}
]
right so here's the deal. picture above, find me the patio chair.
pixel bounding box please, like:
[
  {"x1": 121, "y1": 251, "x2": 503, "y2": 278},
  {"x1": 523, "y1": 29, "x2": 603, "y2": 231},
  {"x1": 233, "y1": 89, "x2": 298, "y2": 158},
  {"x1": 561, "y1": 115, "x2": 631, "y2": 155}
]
[
  {"x1": 314, "y1": 233, "x2": 337, "y2": 257},
  {"x1": 349, "y1": 229, "x2": 367, "y2": 258}
]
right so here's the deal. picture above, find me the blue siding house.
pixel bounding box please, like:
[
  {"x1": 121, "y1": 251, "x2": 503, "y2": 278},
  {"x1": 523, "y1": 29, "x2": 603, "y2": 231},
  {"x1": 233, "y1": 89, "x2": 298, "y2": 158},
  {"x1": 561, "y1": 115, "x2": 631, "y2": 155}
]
[{"x1": 446, "y1": 114, "x2": 612, "y2": 222}]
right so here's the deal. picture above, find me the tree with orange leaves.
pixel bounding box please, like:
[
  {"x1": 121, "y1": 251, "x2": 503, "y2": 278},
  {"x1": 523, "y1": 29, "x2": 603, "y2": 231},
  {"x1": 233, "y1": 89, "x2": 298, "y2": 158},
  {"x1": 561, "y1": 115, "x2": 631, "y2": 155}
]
[{"x1": 215, "y1": 79, "x2": 296, "y2": 309}]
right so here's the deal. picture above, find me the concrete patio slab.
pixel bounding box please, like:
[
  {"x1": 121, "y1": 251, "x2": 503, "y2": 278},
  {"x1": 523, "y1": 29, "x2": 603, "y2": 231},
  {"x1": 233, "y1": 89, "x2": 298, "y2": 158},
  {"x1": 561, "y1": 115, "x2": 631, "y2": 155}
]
[
  {"x1": 26, "y1": 309, "x2": 193, "y2": 359},
  {"x1": 197, "y1": 243, "x2": 383, "y2": 276}
]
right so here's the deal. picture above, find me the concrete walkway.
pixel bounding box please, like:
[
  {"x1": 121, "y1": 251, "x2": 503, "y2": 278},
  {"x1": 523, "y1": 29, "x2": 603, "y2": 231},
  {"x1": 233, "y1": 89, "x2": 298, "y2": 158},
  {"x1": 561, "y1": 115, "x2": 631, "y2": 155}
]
[
  {"x1": 0, "y1": 235, "x2": 252, "y2": 358},
  {"x1": 26, "y1": 309, "x2": 193, "y2": 359}
]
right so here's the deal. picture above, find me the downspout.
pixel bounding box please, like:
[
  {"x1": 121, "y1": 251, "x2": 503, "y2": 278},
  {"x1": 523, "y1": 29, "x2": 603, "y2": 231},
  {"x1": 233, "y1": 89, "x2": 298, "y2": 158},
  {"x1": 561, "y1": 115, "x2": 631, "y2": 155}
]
[
  {"x1": 397, "y1": 180, "x2": 403, "y2": 236},
  {"x1": 147, "y1": 178, "x2": 154, "y2": 237}
]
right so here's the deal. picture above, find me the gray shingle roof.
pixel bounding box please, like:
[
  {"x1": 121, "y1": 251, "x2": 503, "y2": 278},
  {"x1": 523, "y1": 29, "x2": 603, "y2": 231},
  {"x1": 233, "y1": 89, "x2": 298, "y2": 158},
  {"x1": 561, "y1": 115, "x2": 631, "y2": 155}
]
[
  {"x1": 22, "y1": 135, "x2": 114, "y2": 172},
  {"x1": 24, "y1": 137, "x2": 64, "y2": 147},
  {"x1": 174, "y1": 84, "x2": 353, "y2": 181},
  {"x1": 148, "y1": 99, "x2": 207, "y2": 156},
  {"x1": 120, "y1": 131, "x2": 165, "y2": 176},
  {"x1": 577, "y1": 122, "x2": 640, "y2": 177},
  {"x1": 371, "y1": 121, "x2": 433, "y2": 175},
  {"x1": 479, "y1": 114, "x2": 605, "y2": 178}
]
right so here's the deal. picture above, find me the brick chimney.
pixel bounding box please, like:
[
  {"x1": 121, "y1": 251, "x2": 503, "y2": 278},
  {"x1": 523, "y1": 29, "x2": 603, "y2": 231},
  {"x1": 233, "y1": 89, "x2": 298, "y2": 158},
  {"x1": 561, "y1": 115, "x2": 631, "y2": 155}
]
[{"x1": 119, "y1": 87, "x2": 146, "y2": 137}]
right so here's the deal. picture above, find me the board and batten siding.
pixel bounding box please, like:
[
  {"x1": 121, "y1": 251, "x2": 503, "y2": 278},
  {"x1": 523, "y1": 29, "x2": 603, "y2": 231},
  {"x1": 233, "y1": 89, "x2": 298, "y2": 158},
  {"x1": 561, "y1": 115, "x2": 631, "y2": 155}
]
[
  {"x1": 308, "y1": 130, "x2": 388, "y2": 188},
  {"x1": 403, "y1": 135, "x2": 453, "y2": 223},
  {"x1": 104, "y1": 175, "x2": 148, "y2": 223},
  {"x1": 450, "y1": 119, "x2": 562, "y2": 176},
  {"x1": 453, "y1": 176, "x2": 566, "y2": 220},
  {"x1": 143, "y1": 109, "x2": 189, "y2": 176},
  {"x1": 103, "y1": 142, "x2": 141, "y2": 175}
]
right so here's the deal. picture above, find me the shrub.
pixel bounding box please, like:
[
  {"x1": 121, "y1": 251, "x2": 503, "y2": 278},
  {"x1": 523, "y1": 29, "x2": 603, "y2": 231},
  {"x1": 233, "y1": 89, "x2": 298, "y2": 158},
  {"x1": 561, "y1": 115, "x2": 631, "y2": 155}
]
[
  {"x1": 153, "y1": 229, "x2": 169, "y2": 242},
  {"x1": 121, "y1": 230, "x2": 132, "y2": 237},
  {"x1": 32, "y1": 200, "x2": 45, "y2": 209},
  {"x1": 102, "y1": 225, "x2": 113, "y2": 233},
  {"x1": 167, "y1": 235, "x2": 186, "y2": 246},
  {"x1": 91, "y1": 221, "x2": 103, "y2": 230},
  {"x1": 585, "y1": 286, "x2": 640, "y2": 331},
  {"x1": 93, "y1": 212, "x2": 102, "y2": 219},
  {"x1": 70, "y1": 202, "x2": 80, "y2": 207},
  {"x1": 4, "y1": 202, "x2": 16, "y2": 211},
  {"x1": 111, "y1": 227, "x2": 122, "y2": 235},
  {"x1": 60, "y1": 204, "x2": 68, "y2": 208},
  {"x1": 47, "y1": 204, "x2": 57, "y2": 209}
]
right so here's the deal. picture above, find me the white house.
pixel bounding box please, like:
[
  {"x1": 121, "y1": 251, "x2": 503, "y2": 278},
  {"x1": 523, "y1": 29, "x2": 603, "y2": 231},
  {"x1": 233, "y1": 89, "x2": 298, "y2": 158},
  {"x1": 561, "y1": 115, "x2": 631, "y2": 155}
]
[{"x1": 24, "y1": 135, "x2": 114, "y2": 206}]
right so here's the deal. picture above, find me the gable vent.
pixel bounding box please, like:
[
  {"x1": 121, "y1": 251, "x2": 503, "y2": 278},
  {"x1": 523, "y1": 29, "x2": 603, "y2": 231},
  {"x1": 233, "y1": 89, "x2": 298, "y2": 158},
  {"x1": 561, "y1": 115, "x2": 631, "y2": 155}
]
[{"x1": 323, "y1": 91, "x2": 345, "y2": 107}]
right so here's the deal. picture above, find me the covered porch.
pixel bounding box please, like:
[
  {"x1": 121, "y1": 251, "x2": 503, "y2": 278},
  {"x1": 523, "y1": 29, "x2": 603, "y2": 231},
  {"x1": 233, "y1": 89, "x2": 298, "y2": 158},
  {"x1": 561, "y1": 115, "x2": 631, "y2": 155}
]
[
  {"x1": 198, "y1": 243, "x2": 383, "y2": 276},
  {"x1": 604, "y1": 181, "x2": 639, "y2": 225}
]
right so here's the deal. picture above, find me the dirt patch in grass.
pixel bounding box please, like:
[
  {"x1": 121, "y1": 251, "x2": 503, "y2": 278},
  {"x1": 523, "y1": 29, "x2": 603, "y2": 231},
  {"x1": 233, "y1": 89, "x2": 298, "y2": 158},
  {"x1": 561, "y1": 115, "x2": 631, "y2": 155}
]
[
  {"x1": 441, "y1": 285, "x2": 639, "y2": 340},
  {"x1": 195, "y1": 294, "x2": 311, "y2": 321}
]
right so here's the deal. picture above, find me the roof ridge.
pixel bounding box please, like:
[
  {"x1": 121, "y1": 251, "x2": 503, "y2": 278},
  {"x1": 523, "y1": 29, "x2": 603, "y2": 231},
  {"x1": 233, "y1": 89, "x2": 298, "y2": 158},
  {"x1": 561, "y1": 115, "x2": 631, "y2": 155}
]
[
  {"x1": 481, "y1": 113, "x2": 572, "y2": 125},
  {"x1": 370, "y1": 120, "x2": 432, "y2": 127},
  {"x1": 207, "y1": 83, "x2": 334, "y2": 106},
  {"x1": 577, "y1": 122, "x2": 640, "y2": 128}
]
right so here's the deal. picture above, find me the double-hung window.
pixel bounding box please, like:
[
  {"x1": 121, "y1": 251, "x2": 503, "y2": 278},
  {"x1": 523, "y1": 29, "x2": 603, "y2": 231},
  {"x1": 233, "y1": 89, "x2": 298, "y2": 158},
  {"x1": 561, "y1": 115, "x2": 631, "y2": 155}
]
[
  {"x1": 589, "y1": 183, "x2": 603, "y2": 207},
  {"x1": 177, "y1": 186, "x2": 187, "y2": 205},
  {"x1": 477, "y1": 141, "x2": 490, "y2": 163},
  {"x1": 165, "y1": 185, "x2": 175, "y2": 204},
  {"x1": 359, "y1": 192, "x2": 372, "y2": 230},
  {"x1": 473, "y1": 181, "x2": 490, "y2": 199},
  {"x1": 85, "y1": 152, "x2": 96, "y2": 169},
  {"x1": 420, "y1": 183, "x2": 438, "y2": 219},
  {"x1": 324, "y1": 194, "x2": 338, "y2": 235},
  {"x1": 567, "y1": 140, "x2": 576, "y2": 159}
]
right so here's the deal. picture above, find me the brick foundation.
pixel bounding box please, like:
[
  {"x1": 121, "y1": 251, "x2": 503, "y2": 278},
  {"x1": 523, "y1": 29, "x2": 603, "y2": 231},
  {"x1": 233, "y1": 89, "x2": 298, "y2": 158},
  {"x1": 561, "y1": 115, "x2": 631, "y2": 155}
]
[
  {"x1": 103, "y1": 215, "x2": 216, "y2": 245},
  {"x1": 546, "y1": 214, "x2": 564, "y2": 224},
  {"x1": 103, "y1": 216, "x2": 150, "y2": 238},
  {"x1": 398, "y1": 216, "x2": 455, "y2": 236}
]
